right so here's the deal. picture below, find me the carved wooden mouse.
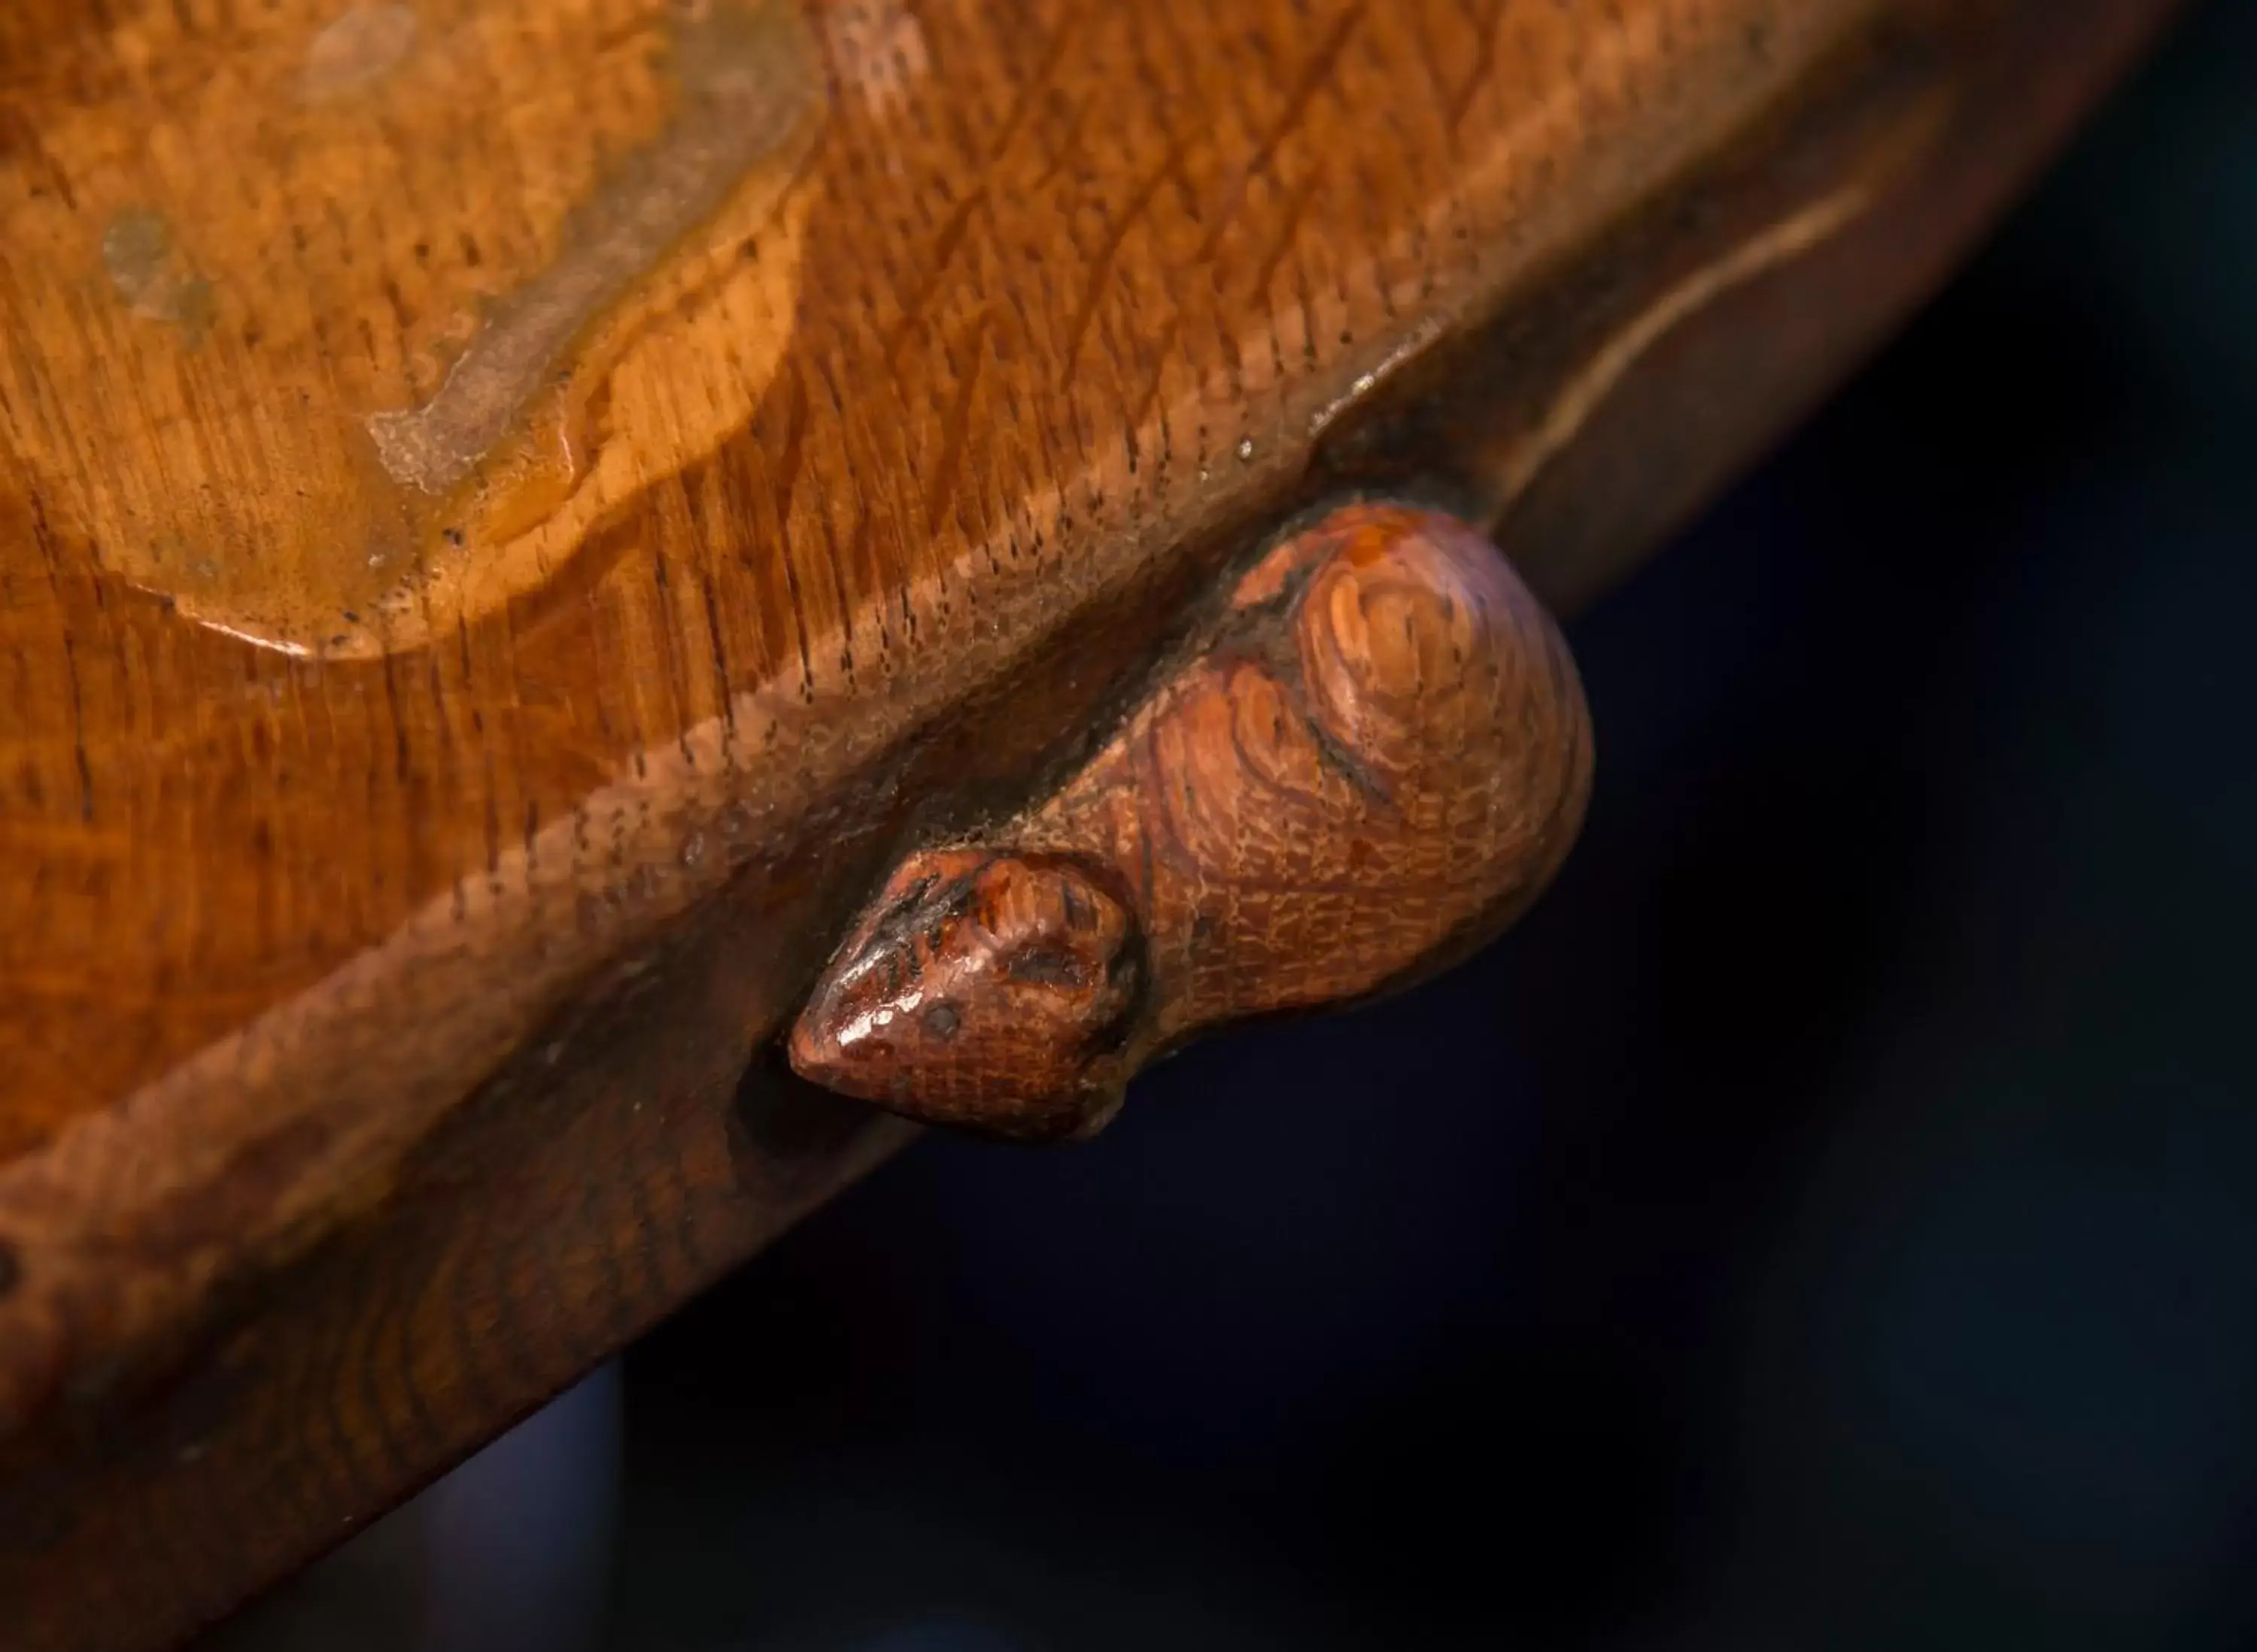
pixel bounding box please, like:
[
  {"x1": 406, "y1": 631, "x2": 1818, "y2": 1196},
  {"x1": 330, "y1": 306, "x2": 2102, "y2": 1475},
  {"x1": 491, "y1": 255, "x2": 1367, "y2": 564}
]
[{"x1": 788, "y1": 503, "x2": 1593, "y2": 1139}]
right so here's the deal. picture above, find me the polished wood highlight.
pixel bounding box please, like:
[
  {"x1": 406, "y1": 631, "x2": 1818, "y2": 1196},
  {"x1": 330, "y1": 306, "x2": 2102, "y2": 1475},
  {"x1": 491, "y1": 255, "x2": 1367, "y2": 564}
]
[
  {"x1": 0, "y1": 0, "x2": 2178, "y2": 1644},
  {"x1": 791, "y1": 503, "x2": 1591, "y2": 1140}
]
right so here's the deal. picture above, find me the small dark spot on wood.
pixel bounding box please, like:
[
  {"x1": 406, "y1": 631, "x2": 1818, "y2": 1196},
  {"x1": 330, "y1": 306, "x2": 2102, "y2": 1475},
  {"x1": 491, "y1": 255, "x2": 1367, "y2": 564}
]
[
  {"x1": 443, "y1": 527, "x2": 465, "y2": 546},
  {"x1": 1006, "y1": 946, "x2": 1085, "y2": 987},
  {"x1": 0, "y1": 1238, "x2": 20, "y2": 1298}
]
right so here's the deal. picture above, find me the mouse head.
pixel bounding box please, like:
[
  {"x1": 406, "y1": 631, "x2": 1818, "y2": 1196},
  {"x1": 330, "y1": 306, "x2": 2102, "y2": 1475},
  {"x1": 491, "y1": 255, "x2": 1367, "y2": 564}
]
[{"x1": 788, "y1": 849, "x2": 1145, "y2": 1140}]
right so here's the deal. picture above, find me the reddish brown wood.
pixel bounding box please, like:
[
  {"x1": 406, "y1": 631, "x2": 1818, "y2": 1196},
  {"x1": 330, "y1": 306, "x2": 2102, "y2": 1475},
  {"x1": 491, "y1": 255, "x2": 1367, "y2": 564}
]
[
  {"x1": 0, "y1": 0, "x2": 2180, "y2": 1645},
  {"x1": 791, "y1": 503, "x2": 1592, "y2": 1139},
  {"x1": 793, "y1": 846, "x2": 1150, "y2": 1137}
]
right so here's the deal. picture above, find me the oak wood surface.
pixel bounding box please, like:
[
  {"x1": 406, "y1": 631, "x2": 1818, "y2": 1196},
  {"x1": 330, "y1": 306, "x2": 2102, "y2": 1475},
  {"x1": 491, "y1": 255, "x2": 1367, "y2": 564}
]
[{"x1": 0, "y1": 0, "x2": 2178, "y2": 1645}]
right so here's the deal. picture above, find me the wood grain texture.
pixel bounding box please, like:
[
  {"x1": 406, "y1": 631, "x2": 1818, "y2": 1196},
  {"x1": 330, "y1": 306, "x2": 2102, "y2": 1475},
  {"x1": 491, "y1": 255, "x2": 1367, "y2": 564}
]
[
  {"x1": 790, "y1": 503, "x2": 1593, "y2": 1140},
  {"x1": 0, "y1": 0, "x2": 2179, "y2": 1644}
]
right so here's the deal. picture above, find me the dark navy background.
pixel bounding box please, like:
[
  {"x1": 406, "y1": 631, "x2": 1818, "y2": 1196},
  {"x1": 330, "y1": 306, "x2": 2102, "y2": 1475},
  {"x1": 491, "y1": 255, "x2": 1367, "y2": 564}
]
[{"x1": 210, "y1": 5, "x2": 2257, "y2": 1647}]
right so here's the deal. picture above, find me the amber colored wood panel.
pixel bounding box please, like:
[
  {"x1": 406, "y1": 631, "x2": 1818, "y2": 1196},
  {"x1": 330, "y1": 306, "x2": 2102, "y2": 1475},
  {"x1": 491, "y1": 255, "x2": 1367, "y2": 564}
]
[{"x1": 0, "y1": 0, "x2": 2177, "y2": 1645}]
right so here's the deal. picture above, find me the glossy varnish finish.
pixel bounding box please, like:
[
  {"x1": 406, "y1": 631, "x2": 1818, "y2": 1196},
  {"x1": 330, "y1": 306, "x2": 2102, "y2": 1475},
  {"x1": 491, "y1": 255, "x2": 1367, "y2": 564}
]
[
  {"x1": 0, "y1": 0, "x2": 1875, "y2": 1442},
  {"x1": 0, "y1": 0, "x2": 2179, "y2": 1644}
]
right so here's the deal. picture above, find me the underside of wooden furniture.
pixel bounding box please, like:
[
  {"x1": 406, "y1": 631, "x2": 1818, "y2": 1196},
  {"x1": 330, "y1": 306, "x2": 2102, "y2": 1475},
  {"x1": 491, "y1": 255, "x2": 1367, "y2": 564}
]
[{"x1": 0, "y1": 0, "x2": 2179, "y2": 1645}]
